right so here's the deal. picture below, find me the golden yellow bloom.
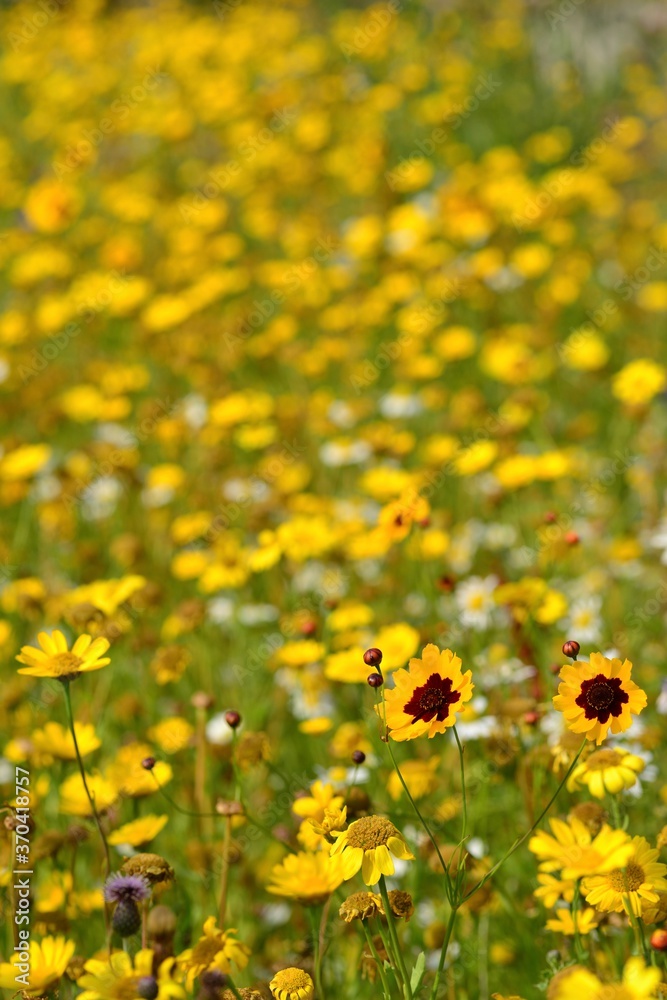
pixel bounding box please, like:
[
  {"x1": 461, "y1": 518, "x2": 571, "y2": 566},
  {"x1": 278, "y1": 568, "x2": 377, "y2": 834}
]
[
  {"x1": 387, "y1": 756, "x2": 440, "y2": 801},
  {"x1": 339, "y1": 891, "x2": 382, "y2": 922},
  {"x1": 553, "y1": 652, "x2": 647, "y2": 744},
  {"x1": 582, "y1": 835, "x2": 667, "y2": 917},
  {"x1": 266, "y1": 850, "x2": 346, "y2": 905},
  {"x1": 107, "y1": 815, "x2": 169, "y2": 848},
  {"x1": 269, "y1": 968, "x2": 314, "y2": 1000},
  {"x1": 107, "y1": 743, "x2": 173, "y2": 797},
  {"x1": 330, "y1": 815, "x2": 414, "y2": 885},
  {"x1": 567, "y1": 747, "x2": 645, "y2": 798},
  {"x1": 612, "y1": 358, "x2": 666, "y2": 406},
  {"x1": 60, "y1": 771, "x2": 118, "y2": 816},
  {"x1": 147, "y1": 717, "x2": 194, "y2": 754},
  {"x1": 529, "y1": 817, "x2": 633, "y2": 879},
  {"x1": 379, "y1": 644, "x2": 473, "y2": 741},
  {"x1": 16, "y1": 630, "x2": 110, "y2": 679},
  {"x1": 545, "y1": 907, "x2": 599, "y2": 935},
  {"x1": 0, "y1": 936, "x2": 75, "y2": 996},
  {"x1": 79, "y1": 950, "x2": 184, "y2": 1000},
  {"x1": 178, "y1": 918, "x2": 250, "y2": 988},
  {"x1": 292, "y1": 780, "x2": 344, "y2": 822},
  {"x1": 32, "y1": 721, "x2": 100, "y2": 762}
]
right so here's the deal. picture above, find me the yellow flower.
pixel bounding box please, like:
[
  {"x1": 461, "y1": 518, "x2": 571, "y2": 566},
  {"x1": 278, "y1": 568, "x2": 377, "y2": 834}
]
[
  {"x1": 545, "y1": 907, "x2": 599, "y2": 935},
  {"x1": 330, "y1": 815, "x2": 414, "y2": 886},
  {"x1": 0, "y1": 936, "x2": 75, "y2": 996},
  {"x1": 0, "y1": 443, "x2": 51, "y2": 481},
  {"x1": 553, "y1": 652, "x2": 647, "y2": 744},
  {"x1": 108, "y1": 815, "x2": 169, "y2": 848},
  {"x1": 582, "y1": 836, "x2": 667, "y2": 917},
  {"x1": 147, "y1": 718, "x2": 194, "y2": 754},
  {"x1": 79, "y1": 950, "x2": 184, "y2": 1000},
  {"x1": 379, "y1": 644, "x2": 473, "y2": 742},
  {"x1": 24, "y1": 179, "x2": 81, "y2": 232},
  {"x1": 567, "y1": 747, "x2": 645, "y2": 798},
  {"x1": 387, "y1": 756, "x2": 440, "y2": 801},
  {"x1": 106, "y1": 743, "x2": 173, "y2": 798},
  {"x1": 269, "y1": 968, "x2": 314, "y2": 1000},
  {"x1": 60, "y1": 771, "x2": 118, "y2": 816},
  {"x1": 266, "y1": 850, "x2": 347, "y2": 905},
  {"x1": 547, "y1": 965, "x2": 603, "y2": 1000},
  {"x1": 31, "y1": 721, "x2": 100, "y2": 762},
  {"x1": 178, "y1": 917, "x2": 250, "y2": 988},
  {"x1": 612, "y1": 358, "x2": 666, "y2": 406},
  {"x1": 292, "y1": 781, "x2": 344, "y2": 822},
  {"x1": 529, "y1": 818, "x2": 633, "y2": 879},
  {"x1": 16, "y1": 630, "x2": 111, "y2": 679}
]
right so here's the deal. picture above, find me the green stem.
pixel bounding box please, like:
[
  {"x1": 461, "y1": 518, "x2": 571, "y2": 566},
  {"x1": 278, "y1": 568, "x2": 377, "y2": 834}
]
[
  {"x1": 360, "y1": 920, "x2": 392, "y2": 1000},
  {"x1": 428, "y1": 902, "x2": 459, "y2": 1000},
  {"x1": 385, "y1": 732, "x2": 454, "y2": 905},
  {"x1": 224, "y1": 977, "x2": 244, "y2": 1000},
  {"x1": 453, "y1": 727, "x2": 468, "y2": 846},
  {"x1": 462, "y1": 738, "x2": 587, "y2": 903},
  {"x1": 379, "y1": 876, "x2": 412, "y2": 1000},
  {"x1": 309, "y1": 907, "x2": 325, "y2": 1000},
  {"x1": 62, "y1": 681, "x2": 111, "y2": 877}
]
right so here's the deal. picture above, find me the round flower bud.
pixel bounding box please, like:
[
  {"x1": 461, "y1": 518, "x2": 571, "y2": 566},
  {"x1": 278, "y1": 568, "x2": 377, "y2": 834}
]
[
  {"x1": 351, "y1": 750, "x2": 366, "y2": 764},
  {"x1": 137, "y1": 977, "x2": 159, "y2": 1000},
  {"x1": 363, "y1": 648, "x2": 383, "y2": 667},
  {"x1": 141, "y1": 756, "x2": 156, "y2": 771},
  {"x1": 562, "y1": 640, "x2": 580, "y2": 659},
  {"x1": 651, "y1": 929, "x2": 667, "y2": 951},
  {"x1": 191, "y1": 691, "x2": 214, "y2": 710},
  {"x1": 564, "y1": 530, "x2": 579, "y2": 545},
  {"x1": 367, "y1": 672, "x2": 384, "y2": 688},
  {"x1": 225, "y1": 710, "x2": 241, "y2": 729}
]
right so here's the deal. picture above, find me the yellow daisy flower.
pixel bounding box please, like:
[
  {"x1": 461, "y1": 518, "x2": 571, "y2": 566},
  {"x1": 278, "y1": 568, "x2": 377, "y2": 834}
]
[
  {"x1": 16, "y1": 630, "x2": 111, "y2": 679},
  {"x1": 567, "y1": 747, "x2": 645, "y2": 798},
  {"x1": 582, "y1": 836, "x2": 667, "y2": 917},
  {"x1": 79, "y1": 949, "x2": 184, "y2": 1000},
  {"x1": 545, "y1": 907, "x2": 599, "y2": 935},
  {"x1": 107, "y1": 814, "x2": 169, "y2": 848},
  {"x1": 178, "y1": 917, "x2": 250, "y2": 988},
  {"x1": 269, "y1": 968, "x2": 314, "y2": 1000},
  {"x1": 378, "y1": 643, "x2": 473, "y2": 741},
  {"x1": 266, "y1": 850, "x2": 347, "y2": 905},
  {"x1": 330, "y1": 815, "x2": 414, "y2": 885},
  {"x1": 0, "y1": 936, "x2": 75, "y2": 996},
  {"x1": 553, "y1": 652, "x2": 647, "y2": 745},
  {"x1": 292, "y1": 780, "x2": 344, "y2": 822},
  {"x1": 529, "y1": 817, "x2": 633, "y2": 879}
]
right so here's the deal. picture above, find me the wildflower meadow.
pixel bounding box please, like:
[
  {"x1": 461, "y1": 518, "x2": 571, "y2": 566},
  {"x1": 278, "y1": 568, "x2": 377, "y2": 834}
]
[{"x1": 2, "y1": 0, "x2": 667, "y2": 998}]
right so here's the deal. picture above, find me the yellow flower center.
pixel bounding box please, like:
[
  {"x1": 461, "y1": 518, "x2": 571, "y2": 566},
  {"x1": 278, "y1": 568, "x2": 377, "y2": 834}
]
[
  {"x1": 346, "y1": 816, "x2": 397, "y2": 850},
  {"x1": 53, "y1": 651, "x2": 84, "y2": 675},
  {"x1": 272, "y1": 968, "x2": 313, "y2": 992},
  {"x1": 607, "y1": 862, "x2": 645, "y2": 892},
  {"x1": 586, "y1": 750, "x2": 622, "y2": 770}
]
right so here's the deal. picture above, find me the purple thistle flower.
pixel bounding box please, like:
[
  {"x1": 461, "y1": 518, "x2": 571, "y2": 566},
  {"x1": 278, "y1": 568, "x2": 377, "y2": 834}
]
[{"x1": 104, "y1": 872, "x2": 151, "y2": 904}]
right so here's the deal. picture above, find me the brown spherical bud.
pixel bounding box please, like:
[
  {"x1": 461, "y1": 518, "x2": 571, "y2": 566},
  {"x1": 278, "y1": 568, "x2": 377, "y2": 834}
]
[
  {"x1": 564, "y1": 531, "x2": 579, "y2": 545},
  {"x1": 191, "y1": 691, "x2": 214, "y2": 711},
  {"x1": 224, "y1": 710, "x2": 241, "y2": 729},
  {"x1": 141, "y1": 756, "x2": 156, "y2": 771},
  {"x1": 524, "y1": 710, "x2": 540, "y2": 726},
  {"x1": 363, "y1": 648, "x2": 383, "y2": 667},
  {"x1": 351, "y1": 750, "x2": 366, "y2": 764},
  {"x1": 367, "y1": 672, "x2": 384, "y2": 688},
  {"x1": 147, "y1": 904, "x2": 177, "y2": 942},
  {"x1": 562, "y1": 640, "x2": 580, "y2": 659},
  {"x1": 651, "y1": 929, "x2": 667, "y2": 951}
]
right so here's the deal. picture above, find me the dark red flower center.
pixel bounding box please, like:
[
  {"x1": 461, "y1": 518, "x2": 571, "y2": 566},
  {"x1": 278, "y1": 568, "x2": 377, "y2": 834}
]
[
  {"x1": 575, "y1": 673, "x2": 628, "y2": 724},
  {"x1": 403, "y1": 672, "x2": 461, "y2": 725}
]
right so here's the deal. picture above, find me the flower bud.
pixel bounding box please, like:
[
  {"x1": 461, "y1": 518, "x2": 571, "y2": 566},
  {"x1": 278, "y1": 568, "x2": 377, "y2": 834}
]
[
  {"x1": 562, "y1": 640, "x2": 580, "y2": 659},
  {"x1": 225, "y1": 710, "x2": 241, "y2": 728},
  {"x1": 141, "y1": 756, "x2": 156, "y2": 771},
  {"x1": 367, "y1": 672, "x2": 383, "y2": 688},
  {"x1": 651, "y1": 929, "x2": 667, "y2": 951},
  {"x1": 351, "y1": 750, "x2": 366, "y2": 764},
  {"x1": 137, "y1": 977, "x2": 159, "y2": 1000},
  {"x1": 363, "y1": 648, "x2": 383, "y2": 667}
]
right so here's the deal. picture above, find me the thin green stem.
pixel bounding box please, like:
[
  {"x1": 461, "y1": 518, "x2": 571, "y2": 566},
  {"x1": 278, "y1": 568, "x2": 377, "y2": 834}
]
[
  {"x1": 62, "y1": 681, "x2": 111, "y2": 877},
  {"x1": 453, "y1": 727, "x2": 467, "y2": 846},
  {"x1": 224, "y1": 977, "x2": 244, "y2": 1000},
  {"x1": 428, "y1": 902, "x2": 459, "y2": 1000},
  {"x1": 360, "y1": 920, "x2": 392, "y2": 1000},
  {"x1": 309, "y1": 907, "x2": 325, "y2": 1000},
  {"x1": 379, "y1": 876, "x2": 412, "y2": 1000},
  {"x1": 462, "y1": 738, "x2": 587, "y2": 903}
]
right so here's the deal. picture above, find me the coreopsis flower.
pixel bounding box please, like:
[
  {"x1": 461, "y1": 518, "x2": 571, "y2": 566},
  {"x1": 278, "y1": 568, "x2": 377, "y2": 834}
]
[
  {"x1": 292, "y1": 780, "x2": 344, "y2": 822},
  {"x1": 567, "y1": 747, "x2": 645, "y2": 798},
  {"x1": 582, "y1": 835, "x2": 667, "y2": 917},
  {"x1": 378, "y1": 644, "x2": 473, "y2": 741},
  {"x1": 266, "y1": 850, "x2": 346, "y2": 905},
  {"x1": 545, "y1": 908, "x2": 599, "y2": 935},
  {"x1": 16, "y1": 630, "x2": 110, "y2": 679},
  {"x1": 529, "y1": 817, "x2": 633, "y2": 879},
  {"x1": 553, "y1": 652, "x2": 647, "y2": 745},
  {"x1": 78, "y1": 950, "x2": 185, "y2": 1000},
  {"x1": 330, "y1": 815, "x2": 414, "y2": 885},
  {"x1": 178, "y1": 917, "x2": 250, "y2": 987},
  {"x1": 269, "y1": 968, "x2": 314, "y2": 1000},
  {"x1": 0, "y1": 937, "x2": 75, "y2": 996}
]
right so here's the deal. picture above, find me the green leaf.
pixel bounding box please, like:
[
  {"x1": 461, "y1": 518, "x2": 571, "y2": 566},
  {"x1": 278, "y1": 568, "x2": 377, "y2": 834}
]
[{"x1": 410, "y1": 951, "x2": 426, "y2": 994}]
